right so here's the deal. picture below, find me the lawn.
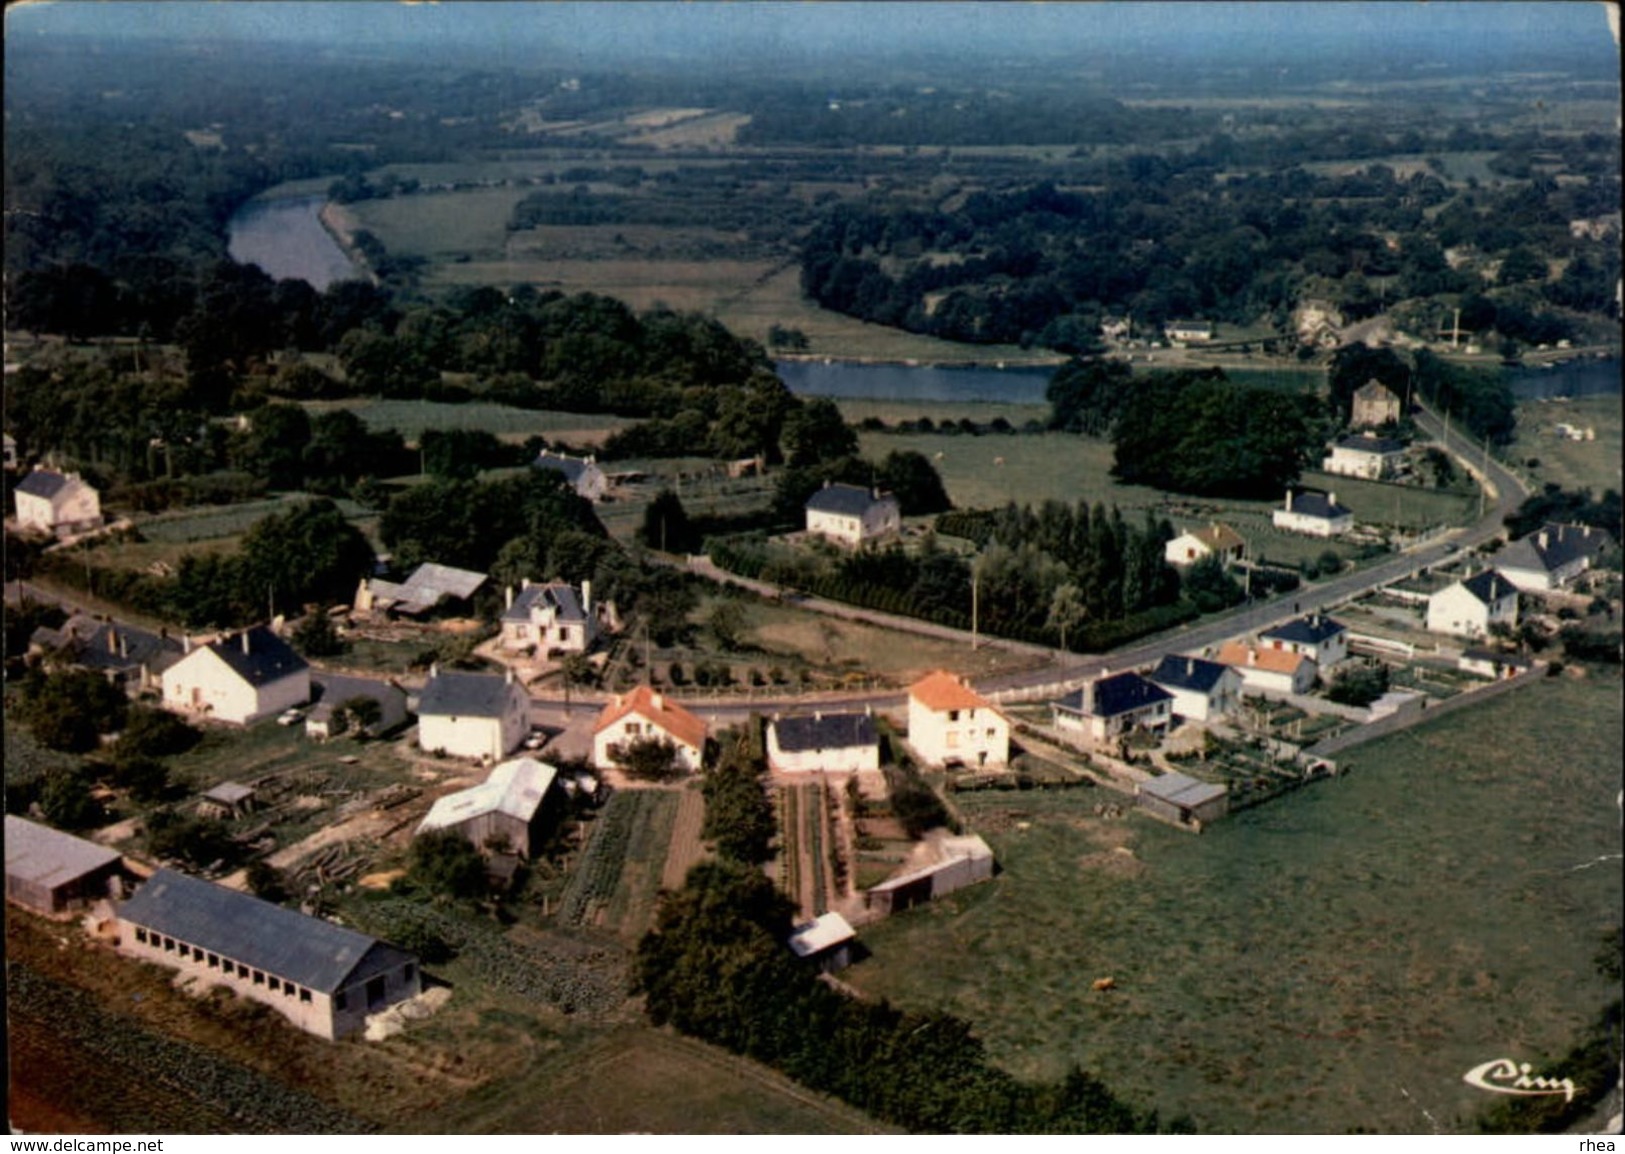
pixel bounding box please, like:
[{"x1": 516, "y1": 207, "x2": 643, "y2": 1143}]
[
  {"x1": 844, "y1": 672, "x2": 1624, "y2": 1134},
  {"x1": 1513, "y1": 395, "x2": 1623, "y2": 495}
]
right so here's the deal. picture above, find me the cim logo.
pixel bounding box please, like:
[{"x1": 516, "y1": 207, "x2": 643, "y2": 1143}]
[{"x1": 1462, "y1": 1058, "x2": 1577, "y2": 1103}]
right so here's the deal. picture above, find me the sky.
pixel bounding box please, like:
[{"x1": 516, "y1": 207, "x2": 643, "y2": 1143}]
[{"x1": 5, "y1": 1, "x2": 1618, "y2": 70}]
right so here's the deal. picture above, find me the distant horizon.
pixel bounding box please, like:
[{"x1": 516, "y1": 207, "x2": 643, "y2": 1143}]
[{"x1": 6, "y1": 1, "x2": 1618, "y2": 73}]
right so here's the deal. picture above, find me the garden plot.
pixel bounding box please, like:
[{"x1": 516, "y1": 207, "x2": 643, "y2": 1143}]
[
  {"x1": 554, "y1": 788, "x2": 678, "y2": 938},
  {"x1": 777, "y1": 781, "x2": 839, "y2": 919}
]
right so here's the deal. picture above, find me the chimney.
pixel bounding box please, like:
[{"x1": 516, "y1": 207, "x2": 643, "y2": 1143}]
[
  {"x1": 108, "y1": 628, "x2": 118, "y2": 654},
  {"x1": 581, "y1": 579, "x2": 592, "y2": 617},
  {"x1": 429, "y1": 661, "x2": 439, "y2": 680},
  {"x1": 119, "y1": 632, "x2": 128, "y2": 659},
  {"x1": 1248, "y1": 647, "x2": 1259, "y2": 666},
  {"x1": 505, "y1": 585, "x2": 514, "y2": 610},
  {"x1": 241, "y1": 630, "x2": 251, "y2": 655},
  {"x1": 505, "y1": 666, "x2": 514, "y2": 685},
  {"x1": 1187, "y1": 657, "x2": 1195, "y2": 677},
  {"x1": 651, "y1": 691, "x2": 664, "y2": 710},
  {"x1": 1539, "y1": 531, "x2": 1549, "y2": 550},
  {"x1": 814, "y1": 711, "x2": 823, "y2": 722},
  {"x1": 1285, "y1": 488, "x2": 1294, "y2": 511},
  {"x1": 1081, "y1": 679, "x2": 1095, "y2": 715},
  {"x1": 522, "y1": 577, "x2": 531, "y2": 590},
  {"x1": 183, "y1": 635, "x2": 192, "y2": 654},
  {"x1": 1328, "y1": 492, "x2": 1337, "y2": 509}
]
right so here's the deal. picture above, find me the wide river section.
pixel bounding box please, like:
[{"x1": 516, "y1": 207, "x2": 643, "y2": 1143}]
[{"x1": 227, "y1": 195, "x2": 361, "y2": 292}]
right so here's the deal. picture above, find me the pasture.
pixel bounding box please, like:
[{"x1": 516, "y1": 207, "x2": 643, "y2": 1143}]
[
  {"x1": 845, "y1": 672, "x2": 1623, "y2": 1134},
  {"x1": 1514, "y1": 394, "x2": 1623, "y2": 495},
  {"x1": 309, "y1": 398, "x2": 629, "y2": 445}
]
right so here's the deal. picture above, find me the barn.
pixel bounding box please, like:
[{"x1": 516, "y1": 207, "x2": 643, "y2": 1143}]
[
  {"x1": 117, "y1": 868, "x2": 421, "y2": 1041},
  {"x1": 1136, "y1": 772, "x2": 1229, "y2": 829},
  {"x1": 6, "y1": 815, "x2": 124, "y2": 916},
  {"x1": 415, "y1": 757, "x2": 557, "y2": 859},
  {"x1": 863, "y1": 834, "x2": 994, "y2": 916}
]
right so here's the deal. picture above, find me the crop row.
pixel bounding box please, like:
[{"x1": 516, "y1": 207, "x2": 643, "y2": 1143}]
[
  {"x1": 555, "y1": 790, "x2": 653, "y2": 927},
  {"x1": 9, "y1": 963, "x2": 370, "y2": 1133}
]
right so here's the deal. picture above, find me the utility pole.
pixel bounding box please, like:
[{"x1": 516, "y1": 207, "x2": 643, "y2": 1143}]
[
  {"x1": 1479, "y1": 431, "x2": 1491, "y2": 519},
  {"x1": 970, "y1": 570, "x2": 979, "y2": 651}
]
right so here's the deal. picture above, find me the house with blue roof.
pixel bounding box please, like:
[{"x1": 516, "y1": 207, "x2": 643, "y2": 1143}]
[
  {"x1": 1496, "y1": 522, "x2": 1613, "y2": 592},
  {"x1": 117, "y1": 868, "x2": 420, "y2": 1040},
  {"x1": 1052, "y1": 671, "x2": 1173, "y2": 742},
  {"x1": 1273, "y1": 488, "x2": 1353, "y2": 537},
  {"x1": 767, "y1": 711, "x2": 879, "y2": 774},
  {"x1": 1426, "y1": 569, "x2": 1519, "y2": 638},
  {"x1": 1258, "y1": 613, "x2": 1349, "y2": 668},
  {"x1": 1148, "y1": 654, "x2": 1243, "y2": 722},
  {"x1": 160, "y1": 626, "x2": 310, "y2": 725},
  {"x1": 499, "y1": 579, "x2": 597, "y2": 654},
  {"x1": 805, "y1": 481, "x2": 901, "y2": 548},
  {"x1": 416, "y1": 665, "x2": 530, "y2": 762}
]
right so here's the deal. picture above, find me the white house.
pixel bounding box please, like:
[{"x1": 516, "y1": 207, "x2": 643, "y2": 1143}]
[
  {"x1": 906, "y1": 670, "x2": 1008, "y2": 768},
  {"x1": 499, "y1": 580, "x2": 597, "y2": 653},
  {"x1": 117, "y1": 868, "x2": 420, "y2": 1041},
  {"x1": 1051, "y1": 672, "x2": 1173, "y2": 742},
  {"x1": 1164, "y1": 522, "x2": 1246, "y2": 568},
  {"x1": 1426, "y1": 569, "x2": 1519, "y2": 638},
  {"x1": 804, "y1": 482, "x2": 901, "y2": 548},
  {"x1": 1458, "y1": 648, "x2": 1534, "y2": 680},
  {"x1": 1163, "y1": 319, "x2": 1214, "y2": 345},
  {"x1": 592, "y1": 685, "x2": 707, "y2": 774},
  {"x1": 534, "y1": 450, "x2": 608, "y2": 502},
  {"x1": 1350, "y1": 380, "x2": 1402, "y2": 428},
  {"x1": 416, "y1": 666, "x2": 529, "y2": 762},
  {"x1": 3, "y1": 433, "x2": 17, "y2": 470},
  {"x1": 1148, "y1": 654, "x2": 1244, "y2": 722},
  {"x1": 1273, "y1": 488, "x2": 1353, "y2": 537},
  {"x1": 1496, "y1": 523, "x2": 1613, "y2": 592},
  {"x1": 161, "y1": 626, "x2": 310, "y2": 726},
  {"x1": 1258, "y1": 614, "x2": 1349, "y2": 668},
  {"x1": 766, "y1": 711, "x2": 880, "y2": 774},
  {"x1": 13, "y1": 469, "x2": 103, "y2": 536},
  {"x1": 1215, "y1": 641, "x2": 1317, "y2": 696},
  {"x1": 1322, "y1": 434, "x2": 1407, "y2": 480}
]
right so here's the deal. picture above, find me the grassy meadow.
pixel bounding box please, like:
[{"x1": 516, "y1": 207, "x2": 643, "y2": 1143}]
[
  {"x1": 845, "y1": 672, "x2": 1624, "y2": 1134},
  {"x1": 1513, "y1": 394, "x2": 1623, "y2": 495},
  {"x1": 307, "y1": 398, "x2": 629, "y2": 446}
]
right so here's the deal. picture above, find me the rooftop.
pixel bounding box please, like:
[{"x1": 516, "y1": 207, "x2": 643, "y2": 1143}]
[
  {"x1": 909, "y1": 669, "x2": 994, "y2": 714},
  {"x1": 788, "y1": 912, "x2": 856, "y2": 958},
  {"x1": 5, "y1": 815, "x2": 121, "y2": 889},
  {"x1": 370, "y1": 562, "x2": 488, "y2": 614},
  {"x1": 805, "y1": 481, "x2": 894, "y2": 518},
  {"x1": 1456, "y1": 568, "x2": 1517, "y2": 605},
  {"x1": 534, "y1": 450, "x2": 599, "y2": 484},
  {"x1": 502, "y1": 581, "x2": 586, "y2": 624},
  {"x1": 16, "y1": 469, "x2": 83, "y2": 500},
  {"x1": 1215, "y1": 641, "x2": 1314, "y2": 676},
  {"x1": 1055, "y1": 672, "x2": 1172, "y2": 719},
  {"x1": 1149, "y1": 654, "x2": 1233, "y2": 694},
  {"x1": 118, "y1": 868, "x2": 413, "y2": 994},
  {"x1": 1260, "y1": 614, "x2": 1347, "y2": 646},
  {"x1": 1332, "y1": 434, "x2": 1406, "y2": 455},
  {"x1": 592, "y1": 684, "x2": 707, "y2": 750},
  {"x1": 416, "y1": 669, "x2": 519, "y2": 719},
  {"x1": 771, "y1": 711, "x2": 877, "y2": 753},
  {"x1": 1139, "y1": 771, "x2": 1227, "y2": 808},
  {"x1": 417, "y1": 757, "x2": 557, "y2": 835},
  {"x1": 203, "y1": 626, "x2": 309, "y2": 688},
  {"x1": 1499, "y1": 522, "x2": 1613, "y2": 575},
  {"x1": 310, "y1": 671, "x2": 410, "y2": 734},
  {"x1": 1281, "y1": 489, "x2": 1352, "y2": 520}
]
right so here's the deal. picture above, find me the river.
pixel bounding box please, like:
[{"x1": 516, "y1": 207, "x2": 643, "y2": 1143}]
[
  {"x1": 226, "y1": 195, "x2": 361, "y2": 292},
  {"x1": 1505, "y1": 356, "x2": 1621, "y2": 400}
]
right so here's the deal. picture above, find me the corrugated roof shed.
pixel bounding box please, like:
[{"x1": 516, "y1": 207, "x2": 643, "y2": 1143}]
[
  {"x1": 788, "y1": 912, "x2": 856, "y2": 958},
  {"x1": 6, "y1": 815, "x2": 121, "y2": 890},
  {"x1": 417, "y1": 757, "x2": 557, "y2": 834},
  {"x1": 118, "y1": 868, "x2": 410, "y2": 993},
  {"x1": 1138, "y1": 772, "x2": 1227, "y2": 808},
  {"x1": 417, "y1": 669, "x2": 516, "y2": 719},
  {"x1": 772, "y1": 712, "x2": 876, "y2": 753}
]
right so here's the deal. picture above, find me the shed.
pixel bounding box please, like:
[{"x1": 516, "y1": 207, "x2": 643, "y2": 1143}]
[
  {"x1": 864, "y1": 834, "x2": 994, "y2": 916},
  {"x1": 788, "y1": 912, "x2": 857, "y2": 973},
  {"x1": 415, "y1": 757, "x2": 557, "y2": 859},
  {"x1": 198, "y1": 781, "x2": 257, "y2": 820},
  {"x1": 1136, "y1": 772, "x2": 1228, "y2": 829},
  {"x1": 5, "y1": 815, "x2": 124, "y2": 916}
]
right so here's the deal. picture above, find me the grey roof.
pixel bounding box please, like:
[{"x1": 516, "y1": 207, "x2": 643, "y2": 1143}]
[
  {"x1": 207, "y1": 626, "x2": 309, "y2": 688},
  {"x1": 1056, "y1": 672, "x2": 1172, "y2": 719},
  {"x1": 1500, "y1": 522, "x2": 1613, "y2": 576},
  {"x1": 788, "y1": 912, "x2": 856, "y2": 958},
  {"x1": 38, "y1": 615, "x2": 184, "y2": 676},
  {"x1": 416, "y1": 670, "x2": 518, "y2": 719},
  {"x1": 1283, "y1": 490, "x2": 1352, "y2": 520},
  {"x1": 1139, "y1": 771, "x2": 1227, "y2": 808},
  {"x1": 6, "y1": 815, "x2": 121, "y2": 889},
  {"x1": 1333, "y1": 434, "x2": 1406, "y2": 455},
  {"x1": 805, "y1": 482, "x2": 892, "y2": 518},
  {"x1": 202, "y1": 781, "x2": 255, "y2": 805},
  {"x1": 1149, "y1": 654, "x2": 1232, "y2": 694},
  {"x1": 1261, "y1": 614, "x2": 1347, "y2": 646},
  {"x1": 16, "y1": 470, "x2": 75, "y2": 499},
  {"x1": 534, "y1": 451, "x2": 598, "y2": 484},
  {"x1": 502, "y1": 582, "x2": 586, "y2": 624},
  {"x1": 310, "y1": 671, "x2": 410, "y2": 734},
  {"x1": 117, "y1": 869, "x2": 412, "y2": 994},
  {"x1": 1458, "y1": 568, "x2": 1517, "y2": 605},
  {"x1": 417, "y1": 757, "x2": 556, "y2": 834},
  {"x1": 772, "y1": 712, "x2": 877, "y2": 753}
]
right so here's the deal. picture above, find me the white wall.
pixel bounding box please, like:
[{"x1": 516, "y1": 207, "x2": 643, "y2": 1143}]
[
  {"x1": 907, "y1": 699, "x2": 1008, "y2": 767},
  {"x1": 766, "y1": 729, "x2": 879, "y2": 774},
  {"x1": 592, "y1": 715, "x2": 702, "y2": 773},
  {"x1": 161, "y1": 648, "x2": 309, "y2": 725}
]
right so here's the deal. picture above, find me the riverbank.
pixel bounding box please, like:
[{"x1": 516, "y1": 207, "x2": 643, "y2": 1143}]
[{"x1": 316, "y1": 201, "x2": 380, "y2": 287}]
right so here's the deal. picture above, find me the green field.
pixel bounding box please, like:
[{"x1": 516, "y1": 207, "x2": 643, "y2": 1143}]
[
  {"x1": 1513, "y1": 395, "x2": 1624, "y2": 495},
  {"x1": 845, "y1": 673, "x2": 1624, "y2": 1133},
  {"x1": 307, "y1": 399, "x2": 630, "y2": 445}
]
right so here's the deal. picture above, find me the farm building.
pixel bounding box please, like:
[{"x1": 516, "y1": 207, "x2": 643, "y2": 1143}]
[
  {"x1": 1258, "y1": 614, "x2": 1349, "y2": 668},
  {"x1": 29, "y1": 613, "x2": 184, "y2": 693},
  {"x1": 1496, "y1": 523, "x2": 1613, "y2": 592},
  {"x1": 1148, "y1": 654, "x2": 1243, "y2": 722},
  {"x1": 863, "y1": 834, "x2": 994, "y2": 916},
  {"x1": 592, "y1": 685, "x2": 706, "y2": 774},
  {"x1": 1215, "y1": 641, "x2": 1317, "y2": 696},
  {"x1": 416, "y1": 666, "x2": 529, "y2": 762},
  {"x1": 161, "y1": 626, "x2": 310, "y2": 726},
  {"x1": 1322, "y1": 433, "x2": 1407, "y2": 480},
  {"x1": 906, "y1": 670, "x2": 1008, "y2": 769},
  {"x1": 197, "y1": 781, "x2": 257, "y2": 821},
  {"x1": 305, "y1": 671, "x2": 410, "y2": 741},
  {"x1": 1426, "y1": 569, "x2": 1519, "y2": 638},
  {"x1": 416, "y1": 756, "x2": 557, "y2": 859},
  {"x1": 1350, "y1": 380, "x2": 1402, "y2": 428},
  {"x1": 1051, "y1": 673, "x2": 1173, "y2": 742},
  {"x1": 1163, "y1": 319, "x2": 1214, "y2": 345},
  {"x1": 6, "y1": 815, "x2": 124, "y2": 916},
  {"x1": 499, "y1": 579, "x2": 597, "y2": 653},
  {"x1": 1458, "y1": 648, "x2": 1534, "y2": 679},
  {"x1": 116, "y1": 868, "x2": 421, "y2": 1041},
  {"x1": 13, "y1": 468, "x2": 103, "y2": 536},
  {"x1": 1273, "y1": 488, "x2": 1353, "y2": 537},
  {"x1": 355, "y1": 561, "x2": 488, "y2": 618},
  {"x1": 1164, "y1": 522, "x2": 1246, "y2": 568},
  {"x1": 533, "y1": 449, "x2": 608, "y2": 502},
  {"x1": 788, "y1": 912, "x2": 857, "y2": 973},
  {"x1": 1136, "y1": 772, "x2": 1229, "y2": 829},
  {"x1": 767, "y1": 711, "x2": 879, "y2": 774},
  {"x1": 804, "y1": 481, "x2": 901, "y2": 548}
]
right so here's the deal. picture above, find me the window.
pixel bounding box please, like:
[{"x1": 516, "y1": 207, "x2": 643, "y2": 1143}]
[
  {"x1": 335, "y1": 990, "x2": 348, "y2": 1011},
  {"x1": 299, "y1": 988, "x2": 312, "y2": 1004},
  {"x1": 192, "y1": 946, "x2": 204, "y2": 961},
  {"x1": 626, "y1": 722, "x2": 642, "y2": 737},
  {"x1": 135, "y1": 928, "x2": 147, "y2": 944},
  {"x1": 948, "y1": 710, "x2": 960, "y2": 722},
  {"x1": 404, "y1": 963, "x2": 415, "y2": 983},
  {"x1": 252, "y1": 970, "x2": 264, "y2": 986},
  {"x1": 163, "y1": 937, "x2": 175, "y2": 952},
  {"x1": 207, "y1": 954, "x2": 219, "y2": 969},
  {"x1": 285, "y1": 983, "x2": 296, "y2": 998},
  {"x1": 267, "y1": 977, "x2": 280, "y2": 992},
  {"x1": 237, "y1": 962, "x2": 249, "y2": 978}
]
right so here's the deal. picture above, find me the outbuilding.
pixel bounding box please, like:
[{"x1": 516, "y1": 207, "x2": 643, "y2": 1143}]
[
  {"x1": 863, "y1": 834, "x2": 994, "y2": 916},
  {"x1": 788, "y1": 912, "x2": 857, "y2": 973},
  {"x1": 1136, "y1": 772, "x2": 1229, "y2": 829},
  {"x1": 13, "y1": 468, "x2": 103, "y2": 536},
  {"x1": 416, "y1": 756, "x2": 557, "y2": 859},
  {"x1": 6, "y1": 815, "x2": 124, "y2": 916}
]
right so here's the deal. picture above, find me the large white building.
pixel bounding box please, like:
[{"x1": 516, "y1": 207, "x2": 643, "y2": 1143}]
[
  {"x1": 804, "y1": 482, "x2": 901, "y2": 548},
  {"x1": 13, "y1": 469, "x2": 102, "y2": 536},
  {"x1": 1258, "y1": 614, "x2": 1349, "y2": 669},
  {"x1": 416, "y1": 666, "x2": 529, "y2": 762},
  {"x1": 766, "y1": 712, "x2": 880, "y2": 774},
  {"x1": 161, "y1": 626, "x2": 310, "y2": 726},
  {"x1": 906, "y1": 670, "x2": 1008, "y2": 768},
  {"x1": 1426, "y1": 569, "x2": 1519, "y2": 638},
  {"x1": 1495, "y1": 523, "x2": 1612, "y2": 592},
  {"x1": 117, "y1": 868, "x2": 420, "y2": 1041},
  {"x1": 1164, "y1": 522, "x2": 1246, "y2": 568},
  {"x1": 1148, "y1": 655, "x2": 1244, "y2": 723},
  {"x1": 1322, "y1": 434, "x2": 1407, "y2": 480}
]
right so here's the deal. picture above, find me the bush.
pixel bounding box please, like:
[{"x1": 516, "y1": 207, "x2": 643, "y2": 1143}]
[
  {"x1": 1325, "y1": 662, "x2": 1390, "y2": 707},
  {"x1": 114, "y1": 707, "x2": 200, "y2": 760},
  {"x1": 618, "y1": 736, "x2": 686, "y2": 783},
  {"x1": 409, "y1": 829, "x2": 489, "y2": 900}
]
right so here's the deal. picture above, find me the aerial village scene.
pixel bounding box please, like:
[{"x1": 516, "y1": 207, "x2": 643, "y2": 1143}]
[{"x1": 3, "y1": 1, "x2": 1621, "y2": 1139}]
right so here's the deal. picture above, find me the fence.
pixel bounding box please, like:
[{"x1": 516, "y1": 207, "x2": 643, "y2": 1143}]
[{"x1": 1303, "y1": 664, "x2": 1545, "y2": 759}]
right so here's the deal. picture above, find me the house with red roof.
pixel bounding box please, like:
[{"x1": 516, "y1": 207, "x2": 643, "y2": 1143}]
[
  {"x1": 906, "y1": 670, "x2": 1008, "y2": 768},
  {"x1": 592, "y1": 685, "x2": 707, "y2": 774}
]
